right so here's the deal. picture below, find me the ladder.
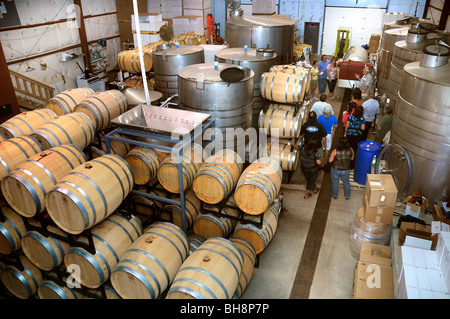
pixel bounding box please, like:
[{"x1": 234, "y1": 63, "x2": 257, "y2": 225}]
[{"x1": 207, "y1": 14, "x2": 217, "y2": 44}]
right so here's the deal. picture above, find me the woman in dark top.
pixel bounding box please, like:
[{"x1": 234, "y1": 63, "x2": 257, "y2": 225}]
[
  {"x1": 300, "y1": 136, "x2": 323, "y2": 199},
  {"x1": 328, "y1": 137, "x2": 354, "y2": 199},
  {"x1": 344, "y1": 105, "x2": 365, "y2": 168}
]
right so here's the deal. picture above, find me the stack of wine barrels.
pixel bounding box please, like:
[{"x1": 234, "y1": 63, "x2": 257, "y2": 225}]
[
  {"x1": 44, "y1": 88, "x2": 95, "y2": 115},
  {"x1": 258, "y1": 66, "x2": 304, "y2": 172}
]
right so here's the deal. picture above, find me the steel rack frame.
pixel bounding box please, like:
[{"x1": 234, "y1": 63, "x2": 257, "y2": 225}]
[{"x1": 103, "y1": 117, "x2": 215, "y2": 234}]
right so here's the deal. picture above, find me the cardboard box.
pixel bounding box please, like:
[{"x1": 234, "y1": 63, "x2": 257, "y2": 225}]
[
  {"x1": 404, "y1": 195, "x2": 429, "y2": 218},
  {"x1": 365, "y1": 174, "x2": 398, "y2": 207},
  {"x1": 359, "y1": 242, "x2": 392, "y2": 266},
  {"x1": 433, "y1": 204, "x2": 450, "y2": 226},
  {"x1": 398, "y1": 222, "x2": 431, "y2": 245},
  {"x1": 354, "y1": 261, "x2": 394, "y2": 299},
  {"x1": 368, "y1": 34, "x2": 381, "y2": 53},
  {"x1": 363, "y1": 195, "x2": 394, "y2": 224}
]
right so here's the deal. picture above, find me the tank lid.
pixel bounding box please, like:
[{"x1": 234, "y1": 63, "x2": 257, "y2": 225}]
[
  {"x1": 358, "y1": 141, "x2": 382, "y2": 152},
  {"x1": 256, "y1": 47, "x2": 276, "y2": 57},
  {"x1": 420, "y1": 44, "x2": 450, "y2": 68},
  {"x1": 404, "y1": 60, "x2": 450, "y2": 85},
  {"x1": 153, "y1": 45, "x2": 204, "y2": 56},
  {"x1": 178, "y1": 63, "x2": 254, "y2": 83},
  {"x1": 215, "y1": 47, "x2": 277, "y2": 61}
]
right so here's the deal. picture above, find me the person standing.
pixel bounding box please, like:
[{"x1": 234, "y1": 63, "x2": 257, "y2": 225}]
[
  {"x1": 318, "y1": 55, "x2": 330, "y2": 95},
  {"x1": 326, "y1": 57, "x2": 338, "y2": 99},
  {"x1": 352, "y1": 87, "x2": 364, "y2": 107},
  {"x1": 310, "y1": 94, "x2": 334, "y2": 118},
  {"x1": 300, "y1": 136, "x2": 322, "y2": 199},
  {"x1": 361, "y1": 90, "x2": 379, "y2": 141},
  {"x1": 296, "y1": 55, "x2": 312, "y2": 68},
  {"x1": 318, "y1": 104, "x2": 338, "y2": 164},
  {"x1": 328, "y1": 137, "x2": 354, "y2": 199},
  {"x1": 344, "y1": 105, "x2": 365, "y2": 168},
  {"x1": 374, "y1": 105, "x2": 393, "y2": 145},
  {"x1": 342, "y1": 101, "x2": 357, "y2": 129},
  {"x1": 354, "y1": 66, "x2": 372, "y2": 100},
  {"x1": 309, "y1": 61, "x2": 322, "y2": 101},
  {"x1": 301, "y1": 111, "x2": 327, "y2": 151}
]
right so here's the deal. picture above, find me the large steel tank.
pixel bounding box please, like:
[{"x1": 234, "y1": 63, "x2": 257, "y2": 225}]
[
  {"x1": 152, "y1": 44, "x2": 205, "y2": 99},
  {"x1": 226, "y1": 12, "x2": 296, "y2": 65},
  {"x1": 214, "y1": 46, "x2": 277, "y2": 128},
  {"x1": 177, "y1": 62, "x2": 255, "y2": 153},
  {"x1": 377, "y1": 27, "x2": 409, "y2": 94},
  {"x1": 385, "y1": 26, "x2": 444, "y2": 104},
  {"x1": 382, "y1": 44, "x2": 450, "y2": 205}
]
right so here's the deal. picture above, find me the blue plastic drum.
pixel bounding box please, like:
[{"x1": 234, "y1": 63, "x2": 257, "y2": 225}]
[{"x1": 353, "y1": 141, "x2": 382, "y2": 185}]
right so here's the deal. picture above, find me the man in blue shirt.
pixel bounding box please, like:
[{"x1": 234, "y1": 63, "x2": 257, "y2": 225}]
[
  {"x1": 317, "y1": 55, "x2": 330, "y2": 95},
  {"x1": 361, "y1": 90, "x2": 379, "y2": 140}
]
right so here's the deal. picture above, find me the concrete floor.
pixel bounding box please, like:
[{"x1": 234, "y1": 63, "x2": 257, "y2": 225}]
[{"x1": 240, "y1": 91, "x2": 369, "y2": 299}]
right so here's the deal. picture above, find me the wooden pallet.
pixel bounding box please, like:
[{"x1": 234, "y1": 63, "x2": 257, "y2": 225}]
[{"x1": 338, "y1": 170, "x2": 366, "y2": 189}]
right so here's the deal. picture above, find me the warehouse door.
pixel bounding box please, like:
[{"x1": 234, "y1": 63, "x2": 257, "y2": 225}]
[
  {"x1": 321, "y1": 7, "x2": 385, "y2": 55},
  {"x1": 304, "y1": 22, "x2": 320, "y2": 54}
]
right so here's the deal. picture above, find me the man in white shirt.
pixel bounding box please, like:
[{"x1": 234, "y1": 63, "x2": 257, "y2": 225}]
[
  {"x1": 361, "y1": 90, "x2": 379, "y2": 140},
  {"x1": 310, "y1": 94, "x2": 334, "y2": 118},
  {"x1": 355, "y1": 66, "x2": 372, "y2": 100}
]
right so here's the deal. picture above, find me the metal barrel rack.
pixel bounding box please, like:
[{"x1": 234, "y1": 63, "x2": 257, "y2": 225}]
[{"x1": 104, "y1": 104, "x2": 215, "y2": 234}]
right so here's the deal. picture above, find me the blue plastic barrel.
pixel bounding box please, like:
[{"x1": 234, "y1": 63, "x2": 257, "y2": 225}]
[{"x1": 353, "y1": 141, "x2": 382, "y2": 185}]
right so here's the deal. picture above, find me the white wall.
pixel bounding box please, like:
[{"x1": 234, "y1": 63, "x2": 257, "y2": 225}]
[{"x1": 1, "y1": 0, "x2": 120, "y2": 94}]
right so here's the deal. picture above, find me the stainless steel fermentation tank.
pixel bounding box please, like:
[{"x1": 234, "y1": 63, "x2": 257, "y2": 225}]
[
  {"x1": 377, "y1": 27, "x2": 409, "y2": 94},
  {"x1": 152, "y1": 44, "x2": 205, "y2": 99},
  {"x1": 226, "y1": 12, "x2": 296, "y2": 65},
  {"x1": 214, "y1": 47, "x2": 277, "y2": 127},
  {"x1": 380, "y1": 43, "x2": 450, "y2": 205},
  {"x1": 177, "y1": 62, "x2": 255, "y2": 153},
  {"x1": 385, "y1": 25, "x2": 444, "y2": 105}
]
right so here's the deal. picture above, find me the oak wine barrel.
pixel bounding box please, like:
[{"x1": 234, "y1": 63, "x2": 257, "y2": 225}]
[
  {"x1": 111, "y1": 221, "x2": 189, "y2": 299},
  {"x1": 63, "y1": 213, "x2": 143, "y2": 288}
]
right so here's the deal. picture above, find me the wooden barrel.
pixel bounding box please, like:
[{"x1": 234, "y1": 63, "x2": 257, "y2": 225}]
[
  {"x1": 21, "y1": 223, "x2": 70, "y2": 271},
  {"x1": 350, "y1": 206, "x2": 391, "y2": 259},
  {"x1": 117, "y1": 50, "x2": 153, "y2": 73},
  {"x1": 1, "y1": 144, "x2": 87, "y2": 218},
  {"x1": 233, "y1": 199, "x2": 282, "y2": 254},
  {"x1": 162, "y1": 189, "x2": 201, "y2": 231},
  {"x1": 0, "y1": 205, "x2": 27, "y2": 255},
  {"x1": 193, "y1": 195, "x2": 239, "y2": 239},
  {"x1": 45, "y1": 154, "x2": 134, "y2": 235},
  {"x1": 157, "y1": 143, "x2": 206, "y2": 193},
  {"x1": 0, "y1": 132, "x2": 6, "y2": 141},
  {"x1": 269, "y1": 64, "x2": 311, "y2": 92},
  {"x1": 38, "y1": 279, "x2": 82, "y2": 299},
  {"x1": 45, "y1": 87, "x2": 95, "y2": 115},
  {"x1": 0, "y1": 254, "x2": 43, "y2": 299},
  {"x1": 0, "y1": 136, "x2": 43, "y2": 181},
  {"x1": 111, "y1": 221, "x2": 189, "y2": 299},
  {"x1": 73, "y1": 90, "x2": 128, "y2": 132},
  {"x1": 260, "y1": 71, "x2": 307, "y2": 103},
  {"x1": 30, "y1": 112, "x2": 96, "y2": 151},
  {"x1": 166, "y1": 237, "x2": 243, "y2": 299},
  {"x1": 262, "y1": 142, "x2": 299, "y2": 171},
  {"x1": 188, "y1": 234, "x2": 206, "y2": 255},
  {"x1": 193, "y1": 149, "x2": 243, "y2": 205},
  {"x1": 258, "y1": 108, "x2": 301, "y2": 139},
  {"x1": 234, "y1": 157, "x2": 282, "y2": 215},
  {"x1": 126, "y1": 78, "x2": 154, "y2": 90},
  {"x1": 267, "y1": 103, "x2": 296, "y2": 112},
  {"x1": 179, "y1": 32, "x2": 207, "y2": 44},
  {"x1": 0, "y1": 109, "x2": 57, "y2": 139},
  {"x1": 229, "y1": 237, "x2": 256, "y2": 298},
  {"x1": 90, "y1": 132, "x2": 132, "y2": 159},
  {"x1": 63, "y1": 213, "x2": 143, "y2": 289},
  {"x1": 126, "y1": 147, "x2": 161, "y2": 185}
]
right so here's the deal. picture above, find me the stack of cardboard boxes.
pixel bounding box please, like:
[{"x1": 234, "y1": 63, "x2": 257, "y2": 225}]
[
  {"x1": 131, "y1": 13, "x2": 167, "y2": 45},
  {"x1": 354, "y1": 242, "x2": 394, "y2": 299},
  {"x1": 393, "y1": 227, "x2": 450, "y2": 299},
  {"x1": 363, "y1": 174, "x2": 398, "y2": 225},
  {"x1": 172, "y1": 0, "x2": 212, "y2": 36}
]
